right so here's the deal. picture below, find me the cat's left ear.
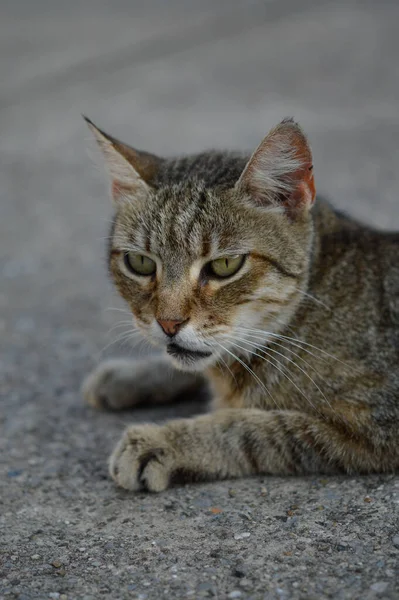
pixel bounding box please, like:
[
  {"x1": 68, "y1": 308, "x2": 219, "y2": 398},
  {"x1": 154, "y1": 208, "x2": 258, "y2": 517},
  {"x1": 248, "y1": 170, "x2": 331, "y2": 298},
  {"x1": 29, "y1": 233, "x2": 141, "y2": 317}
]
[
  {"x1": 236, "y1": 118, "x2": 316, "y2": 216},
  {"x1": 83, "y1": 116, "x2": 162, "y2": 203}
]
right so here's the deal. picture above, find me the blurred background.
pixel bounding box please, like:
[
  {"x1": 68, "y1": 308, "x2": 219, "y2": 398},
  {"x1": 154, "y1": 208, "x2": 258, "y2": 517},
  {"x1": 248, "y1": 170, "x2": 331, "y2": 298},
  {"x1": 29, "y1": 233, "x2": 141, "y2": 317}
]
[{"x1": 1, "y1": 2, "x2": 399, "y2": 598}]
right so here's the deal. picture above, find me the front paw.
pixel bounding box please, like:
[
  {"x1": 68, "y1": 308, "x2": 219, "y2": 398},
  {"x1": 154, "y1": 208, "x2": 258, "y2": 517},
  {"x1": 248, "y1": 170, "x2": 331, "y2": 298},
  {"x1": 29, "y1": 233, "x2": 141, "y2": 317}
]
[
  {"x1": 82, "y1": 359, "x2": 140, "y2": 410},
  {"x1": 109, "y1": 424, "x2": 175, "y2": 492}
]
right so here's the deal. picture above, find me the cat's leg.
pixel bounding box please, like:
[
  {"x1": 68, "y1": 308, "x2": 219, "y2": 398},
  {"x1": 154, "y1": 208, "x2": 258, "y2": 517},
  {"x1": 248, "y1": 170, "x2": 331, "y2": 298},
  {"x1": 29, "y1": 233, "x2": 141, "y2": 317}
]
[
  {"x1": 109, "y1": 408, "x2": 389, "y2": 491},
  {"x1": 82, "y1": 357, "x2": 204, "y2": 410}
]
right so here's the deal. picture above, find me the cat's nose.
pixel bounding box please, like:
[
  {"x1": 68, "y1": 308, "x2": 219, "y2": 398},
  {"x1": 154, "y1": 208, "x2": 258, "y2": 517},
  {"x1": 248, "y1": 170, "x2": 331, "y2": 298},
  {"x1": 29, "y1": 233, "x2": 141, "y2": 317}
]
[{"x1": 157, "y1": 318, "x2": 189, "y2": 337}]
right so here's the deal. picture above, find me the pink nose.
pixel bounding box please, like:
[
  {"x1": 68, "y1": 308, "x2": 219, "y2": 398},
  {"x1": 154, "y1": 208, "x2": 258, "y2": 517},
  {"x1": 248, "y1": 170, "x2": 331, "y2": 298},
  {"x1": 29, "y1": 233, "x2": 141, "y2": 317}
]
[{"x1": 157, "y1": 318, "x2": 188, "y2": 337}]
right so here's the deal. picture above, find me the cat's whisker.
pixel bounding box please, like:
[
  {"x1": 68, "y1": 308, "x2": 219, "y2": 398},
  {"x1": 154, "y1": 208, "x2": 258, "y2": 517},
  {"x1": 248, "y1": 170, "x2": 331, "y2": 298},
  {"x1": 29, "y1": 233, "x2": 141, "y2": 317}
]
[
  {"x1": 96, "y1": 216, "x2": 118, "y2": 226},
  {"x1": 126, "y1": 335, "x2": 153, "y2": 359},
  {"x1": 97, "y1": 328, "x2": 142, "y2": 357},
  {"x1": 246, "y1": 331, "x2": 333, "y2": 394},
  {"x1": 210, "y1": 338, "x2": 238, "y2": 388},
  {"x1": 219, "y1": 356, "x2": 238, "y2": 387},
  {"x1": 234, "y1": 329, "x2": 329, "y2": 383},
  {"x1": 104, "y1": 307, "x2": 132, "y2": 315},
  {"x1": 225, "y1": 333, "x2": 335, "y2": 416},
  {"x1": 236, "y1": 326, "x2": 328, "y2": 364},
  {"x1": 294, "y1": 288, "x2": 331, "y2": 311},
  {"x1": 106, "y1": 329, "x2": 141, "y2": 346},
  {"x1": 224, "y1": 337, "x2": 322, "y2": 417},
  {"x1": 105, "y1": 320, "x2": 137, "y2": 336},
  {"x1": 236, "y1": 326, "x2": 358, "y2": 371},
  {"x1": 269, "y1": 316, "x2": 299, "y2": 337},
  {"x1": 213, "y1": 340, "x2": 280, "y2": 409}
]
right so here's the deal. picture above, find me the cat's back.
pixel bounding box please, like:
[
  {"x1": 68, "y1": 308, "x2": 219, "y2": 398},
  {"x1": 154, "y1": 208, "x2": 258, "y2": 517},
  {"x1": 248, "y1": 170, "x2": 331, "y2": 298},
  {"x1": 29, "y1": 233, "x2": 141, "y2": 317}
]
[
  {"x1": 309, "y1": 200, "x2": 399, "y2": 367},
  {"x1": 313, "y1": 198, "x2": 399, "y2": 279}
]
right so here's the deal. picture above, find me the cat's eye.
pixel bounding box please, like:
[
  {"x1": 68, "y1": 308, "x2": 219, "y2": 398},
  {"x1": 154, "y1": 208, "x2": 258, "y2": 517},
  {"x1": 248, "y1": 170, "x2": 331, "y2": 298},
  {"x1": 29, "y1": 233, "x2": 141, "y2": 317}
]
[
  {"x1": 208, "y1": 255, "x2": 245, "y2": 278},
  {"x1": 124, "y1": 252, "x2": 156, "y2": 276}
]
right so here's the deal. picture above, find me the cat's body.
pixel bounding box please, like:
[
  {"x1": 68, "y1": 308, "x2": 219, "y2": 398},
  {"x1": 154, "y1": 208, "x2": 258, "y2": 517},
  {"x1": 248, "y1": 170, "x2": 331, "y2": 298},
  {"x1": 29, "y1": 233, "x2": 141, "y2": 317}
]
[{"x1": 83, "y1": 117, "x2": 399, "y2": 491}]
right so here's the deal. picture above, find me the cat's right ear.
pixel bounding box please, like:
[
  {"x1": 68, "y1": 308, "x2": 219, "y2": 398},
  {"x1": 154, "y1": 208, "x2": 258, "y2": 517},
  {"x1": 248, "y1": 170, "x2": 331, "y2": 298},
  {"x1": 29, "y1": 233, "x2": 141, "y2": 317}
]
[
  {"x1": 83, "y1": 116, "x2": 161, "y2": 203},
  {"x1": 235, "y1": 118, "x2": 316, "y2": 217}
]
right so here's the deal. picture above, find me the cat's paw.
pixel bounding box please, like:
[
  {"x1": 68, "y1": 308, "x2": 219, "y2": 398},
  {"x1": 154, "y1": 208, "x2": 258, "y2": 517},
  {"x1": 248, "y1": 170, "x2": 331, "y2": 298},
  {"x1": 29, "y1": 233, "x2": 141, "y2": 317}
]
[
  {"x1": 82, "y1": 359, "x2": 141, "y2": 410},
  {"x1": 109, "y1": 424, "x2": 175, "y2": 492}
]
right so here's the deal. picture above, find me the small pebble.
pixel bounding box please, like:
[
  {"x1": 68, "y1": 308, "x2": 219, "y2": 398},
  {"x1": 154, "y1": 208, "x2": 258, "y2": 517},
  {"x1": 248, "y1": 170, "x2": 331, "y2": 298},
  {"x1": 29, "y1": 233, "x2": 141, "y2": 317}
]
[
  {"x1": 386, "y1": 569, "x2": 394, "y2": 577},
  {"x1": 370, "y1": 582, "x2": 388, "y2": 594},
  {"x1": 228, "y1": 489, "x2": 236, "y2": 497},
  {"x1": 392, "y1": 535, "x2": 399, "y2": 549},
  {"x1": 233, "y1": 566, "x2": 246, "y2": 578},
  {"x1": 228, "y1": 592, "x2": 242, "y2": 599},
  {"x1": 336, "y1": 541, "x2": 349, "y2": 551},
  {"x1": 239, "y1": 512, "x2": 252, "y2": 521},
  {"x1": 209, "y1": 507, "x2": 222, "y2": 515},
  {"x1": 31, "y1": 554, "x2": 40, "y2": 560},
  {"x1": 51, "y1": 560, "x2": 62, "y2": 568},
  {"x1": 49, "y1": 594, "x2": 60, "y2": 600},
  {"x1": 364, "y1": 496, "x2": 372, "y2": 503},
  {"x1": 197, "y1": 581, "x2": 216, "y2": 596},
  {"x1": 238, "y1": 578, "x2": 252, "y2": 589},
  {"x1": 7, "y1": 469, "x2": 23, "y2": 478},
  {"x1": 234, "y1": 532, "x2": 251, "y2": 540}
]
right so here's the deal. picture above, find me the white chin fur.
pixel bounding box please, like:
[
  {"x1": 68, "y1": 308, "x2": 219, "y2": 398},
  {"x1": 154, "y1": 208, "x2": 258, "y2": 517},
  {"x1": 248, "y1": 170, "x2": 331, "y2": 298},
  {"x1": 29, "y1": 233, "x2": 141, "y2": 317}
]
[{"x1": 166, "y1": 352, "x2": 215, "y2": 372}]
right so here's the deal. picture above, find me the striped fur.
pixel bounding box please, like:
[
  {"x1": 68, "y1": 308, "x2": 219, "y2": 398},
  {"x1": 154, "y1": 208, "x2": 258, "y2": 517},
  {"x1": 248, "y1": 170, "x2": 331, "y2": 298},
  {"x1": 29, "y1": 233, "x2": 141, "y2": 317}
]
[{"x1": 83, "y1": 118, "x2": 399, "y2": 491}]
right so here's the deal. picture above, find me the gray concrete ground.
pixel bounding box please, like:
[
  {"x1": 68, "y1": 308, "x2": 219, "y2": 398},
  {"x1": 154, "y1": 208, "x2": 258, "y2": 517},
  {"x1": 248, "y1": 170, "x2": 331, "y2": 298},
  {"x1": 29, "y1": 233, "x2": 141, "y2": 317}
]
[{"x1": 1, "y1": 1, "x2": 399, "y2": 598}]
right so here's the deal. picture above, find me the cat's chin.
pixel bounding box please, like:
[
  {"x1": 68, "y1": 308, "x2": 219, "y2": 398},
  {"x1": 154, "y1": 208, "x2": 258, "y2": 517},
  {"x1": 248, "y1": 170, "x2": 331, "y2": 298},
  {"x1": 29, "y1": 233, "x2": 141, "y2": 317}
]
[{"x1": 165, "y1": 344, "x2": 214, "y2": 372}]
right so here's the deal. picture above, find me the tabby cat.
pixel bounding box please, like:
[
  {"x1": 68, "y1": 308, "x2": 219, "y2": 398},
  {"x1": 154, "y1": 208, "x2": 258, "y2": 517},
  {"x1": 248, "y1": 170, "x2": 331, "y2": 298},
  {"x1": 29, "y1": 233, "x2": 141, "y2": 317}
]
[{"x1": 82, "y1": 116, "x2": 399, "y2": 492}]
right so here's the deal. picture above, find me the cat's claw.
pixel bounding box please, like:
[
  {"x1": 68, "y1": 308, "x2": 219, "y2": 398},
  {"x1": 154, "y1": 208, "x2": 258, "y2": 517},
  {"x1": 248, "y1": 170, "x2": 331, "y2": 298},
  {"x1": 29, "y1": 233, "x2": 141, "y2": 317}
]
[{"x1": 109, "y1": 424, "x2": 174, "y2": 492}]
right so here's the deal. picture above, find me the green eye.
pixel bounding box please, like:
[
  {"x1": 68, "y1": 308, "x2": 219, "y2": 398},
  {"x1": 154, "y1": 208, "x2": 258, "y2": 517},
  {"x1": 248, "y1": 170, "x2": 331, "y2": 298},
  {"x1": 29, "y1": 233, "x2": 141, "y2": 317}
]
[
  {"x1": 124, "y1": 253, "x2": 156, "y2": 276},
  {"x1": 208, "y1": 255, "x2": 245, "y2": 278}
]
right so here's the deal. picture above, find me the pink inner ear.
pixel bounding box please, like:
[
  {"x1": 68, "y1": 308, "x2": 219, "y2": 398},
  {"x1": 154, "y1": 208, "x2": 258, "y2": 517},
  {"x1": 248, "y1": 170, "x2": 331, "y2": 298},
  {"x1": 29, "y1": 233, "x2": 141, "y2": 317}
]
[
  {"x1": 289, "y1": 164, "x2": 316, "y2": 209},
  {"x1": 293, "y1": 130, "x2": 315, "y2": 201},
  {"x1": 111, "y1": 180, "x2": 127, "y2": 200},
  {"x1": 241, "y1": 120, "x2": 316, "y2": 213},
  {"x1": 280, "y1": 128, "x2": 316, "y2": 210},
  {"x1": 305, "y1": 167, "x2": 316, "y2": 205},
  {"x1": 111, "y1": 179, "x2": 137, "y2": 202}
]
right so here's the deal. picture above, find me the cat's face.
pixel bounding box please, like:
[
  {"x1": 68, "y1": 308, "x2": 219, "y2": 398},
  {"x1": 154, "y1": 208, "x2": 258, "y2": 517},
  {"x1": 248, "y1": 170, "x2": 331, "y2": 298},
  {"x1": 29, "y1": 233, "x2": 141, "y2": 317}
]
[
  {"x1": 109, "y1": 183, "x2": 313, "y2": 371},
  {"x1": 86, "y1": 117, "x2": 316, "y2": 371}
]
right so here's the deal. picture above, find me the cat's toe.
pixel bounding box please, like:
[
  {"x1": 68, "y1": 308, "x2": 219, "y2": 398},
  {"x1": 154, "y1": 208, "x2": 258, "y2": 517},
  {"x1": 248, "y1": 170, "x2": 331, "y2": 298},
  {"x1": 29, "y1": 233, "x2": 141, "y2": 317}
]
[{"x1": 109, "y1": 425, "x2": 173, "y2": 492}]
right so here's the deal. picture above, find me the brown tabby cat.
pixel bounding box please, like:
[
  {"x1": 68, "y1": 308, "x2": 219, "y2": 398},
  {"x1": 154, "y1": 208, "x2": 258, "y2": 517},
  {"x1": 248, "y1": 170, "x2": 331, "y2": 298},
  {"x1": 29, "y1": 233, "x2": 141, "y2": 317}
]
[{"x1": 82, "y1": 116, "x2": 399, "y2": 492}]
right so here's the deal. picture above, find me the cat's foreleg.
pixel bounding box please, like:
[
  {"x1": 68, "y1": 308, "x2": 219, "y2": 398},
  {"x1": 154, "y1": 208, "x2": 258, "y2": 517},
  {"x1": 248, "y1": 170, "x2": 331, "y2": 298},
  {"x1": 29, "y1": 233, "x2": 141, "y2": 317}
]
[
  {"x1": 108, "y1": 407, "x2": 388, "y2": 491},
  {"x1": 109, "y1": 409, "x2": 351, "y2": 491},
  {"x1": 82, "y1": 357, "x2": 204, "y2": 410}
]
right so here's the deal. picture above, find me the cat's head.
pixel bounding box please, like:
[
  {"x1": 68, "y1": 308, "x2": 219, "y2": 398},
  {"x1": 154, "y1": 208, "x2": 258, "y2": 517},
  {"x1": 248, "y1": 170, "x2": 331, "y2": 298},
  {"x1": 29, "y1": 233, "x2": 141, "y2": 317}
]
[{"x1": 85, "y1": 117, "x2": 316, "y2": 372}]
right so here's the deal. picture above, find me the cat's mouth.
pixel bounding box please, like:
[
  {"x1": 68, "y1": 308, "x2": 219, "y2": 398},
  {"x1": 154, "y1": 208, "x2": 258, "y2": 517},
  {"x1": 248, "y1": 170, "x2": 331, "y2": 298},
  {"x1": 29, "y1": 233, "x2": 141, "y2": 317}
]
[{"x1": 166, "y1": 342, "x2": 212, "y2": 363}]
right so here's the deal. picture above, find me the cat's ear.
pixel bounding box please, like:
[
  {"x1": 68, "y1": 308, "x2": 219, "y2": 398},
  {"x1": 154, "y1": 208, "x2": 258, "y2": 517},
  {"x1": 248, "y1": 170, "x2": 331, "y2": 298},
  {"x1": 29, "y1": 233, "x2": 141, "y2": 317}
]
[
  {"x1": 83, "y1": 116, "x2": 161, "y2": 203},
  {"x1": 236, "y1": 118, "x2": 316, "y2": 216}
]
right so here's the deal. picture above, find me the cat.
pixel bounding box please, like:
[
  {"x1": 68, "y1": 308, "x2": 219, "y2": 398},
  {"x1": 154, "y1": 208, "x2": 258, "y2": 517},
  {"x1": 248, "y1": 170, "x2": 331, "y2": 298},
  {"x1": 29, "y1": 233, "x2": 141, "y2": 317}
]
[{"x1": 82, "y1": 116, "x2": 399, "y2": 492}]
